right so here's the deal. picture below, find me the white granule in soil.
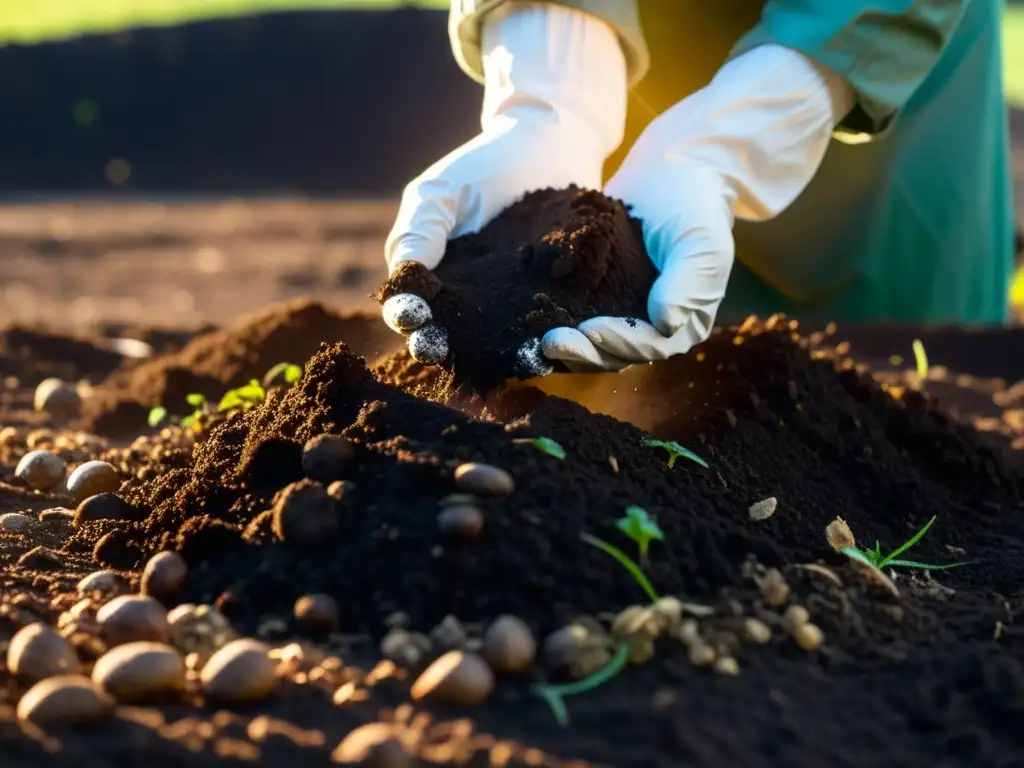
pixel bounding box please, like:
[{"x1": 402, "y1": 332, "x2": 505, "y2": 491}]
[
  {"x1": 408, "y1": 324, "x2": 449, "y2": 365},
  {"x1": 516, "y1": 338, "x2": 554, "y2": 377},
  {"x1": 382, "y1": 293, "x2": 432, "y2": 333}
]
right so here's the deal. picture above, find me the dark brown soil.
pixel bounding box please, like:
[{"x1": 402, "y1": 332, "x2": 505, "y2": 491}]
[
  {"x1": 376, "y1": 187, "x2": 657, "y2": 391},
  {"x1": 81, "y1": 299, "x2": 399, "y2": 437}
]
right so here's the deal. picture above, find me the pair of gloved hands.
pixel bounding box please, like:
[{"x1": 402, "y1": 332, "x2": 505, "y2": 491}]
[{"x1": 382, "y1": 3, "x2": 852, "y2": 374}]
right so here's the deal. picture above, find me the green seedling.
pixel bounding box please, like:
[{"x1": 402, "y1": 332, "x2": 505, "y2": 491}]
[
  {"x1": 263, "y1": 362, "x2": 302, "y2": 387},
  {"x1": 513, "y1": 436, "x2": 566, "y2": 460},
  {"x1": 641, "y1": 436, "x2": 708, "y2": 469},
  {"x1": 147, "y1": 406, "x2": 168, "y2": 428},
  {"x1": 912, "y1": 338, "x2": 929, "y2": 380},
  {"x1": 616, "y1": 505, "x2": 664, "y2": 559},
  {"x1": 840, "y1": 515, "x2": 967, "y2": 573},
  {"x1": 180, "y1": 393, "x2": 208, "y2": 429},
  {"x1": 533, "y1": 643, "x2": 630, "y2": 727},
  {"x1": 218, "y1": 379, "x2": 266, "y2": 412}
]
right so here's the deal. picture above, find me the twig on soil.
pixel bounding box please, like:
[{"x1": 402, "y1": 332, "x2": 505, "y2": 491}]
[
  {"x1": 533, "y1": 643, "x2": 631, "y2": 727},
  {"x1": 641, "y1": 436, "x2": 708, "y2": 469}
]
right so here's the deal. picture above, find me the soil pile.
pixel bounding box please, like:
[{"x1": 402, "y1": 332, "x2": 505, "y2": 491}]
[
  {"x1": 0, "y1": 324, "x2": 126, "y2": 386},
  {"x1": 82, "y1": 299, "x2": 400, "y2": 436},
  {"x1": 376, "y1": 186, "x2": 657, "y2": 391}
]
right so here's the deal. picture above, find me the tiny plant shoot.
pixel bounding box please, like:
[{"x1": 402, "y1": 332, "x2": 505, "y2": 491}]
[
  {"x1": 534, "y1": 644, "x2": 630, "y2": 727},
  {"x1": 263, "y1": 362, "x2": 302, "y2": 387},
  {"x1": 512, "y1": 436, "x2": 566, "y2": 460},
  {"x1": 912, "y1": 338, "x2": 929, "y2": 380},
  {"x1": 147, "y1": 406, "x2": 168, "y2": 428},
  {"x1": 641, "y1": 436, "x2": 708, "y2": 469},
  {"x1": 617, "y1": 505, "x2": 664, "y2": 559},
  {"x1": 840, "y1": 515, "x2": 967, "y2": 573}
]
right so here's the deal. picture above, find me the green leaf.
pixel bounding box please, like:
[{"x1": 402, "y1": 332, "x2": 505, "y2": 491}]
[
  {"x1": 641, "y1": 436, "x2": 708, "y2": 469},
  {"x1": 180, "y1": 413, "x2": 198, "y2": 429},
  {"x1": 284, "y1": 364, "x2": 302, "y2": 384},
  {"x1": 263, "y1": 362, "x2": 302, "y2": 387},
  {"x1": 581, "y1": 533, "x2": 659, "y2": 603},
  {"x1": 185, "y1": 393, "x2": 206, "y2": 408},
  {"x1": 882, "y1": 516, "x2": 936, "y2": 564},
  {"x1": 531, "y1": 437, "x2": 566, "y2": 460},
  {"x1": 883, "y1": 559, "x2": 968, "y2": 571},
  {"x1": 615, "y1": 505, "x2": 664, "y2": 558},
  {"x1": 218, "y1": 390, "x2": 245, "y2": 411},
  {"x1": 147, "y1": 406, "x2": 168, "y2": 428},
  {"x1": 234, "y1": 382, "x2": 266, "y2": 403}
]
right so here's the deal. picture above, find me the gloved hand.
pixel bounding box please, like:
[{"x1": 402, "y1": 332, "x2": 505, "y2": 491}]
[
  {"x1": 381, "y1": 2, "x2": 627, "y2": 368},
  {"x1": 542, "y1": 43, "x2": 855, "y2": 372}
]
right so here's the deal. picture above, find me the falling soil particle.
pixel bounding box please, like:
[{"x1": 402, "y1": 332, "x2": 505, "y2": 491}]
[{"x1": 375, "y1": 186, "x2": 657, "y2": 392}]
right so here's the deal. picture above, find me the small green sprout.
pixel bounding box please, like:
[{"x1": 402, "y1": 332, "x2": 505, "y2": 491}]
[
  {"x1": 513, "y1": 436, "x2": 566, "y2": 460},
  {"x1": 641, "y1": 436, "x2": 708, "y2": 469},
  {"x1": 218, "y1": 380, "x2": 266, "y2": 412},
  {"x1": 147, "y1": 406, "x2": 168, "y2": 428},
  {"x1": 912, "y1": 338, "x2": 928, "y2": 380},
  {"x1": 616, "y1": 505, "x2": 663, "y2": 558},
  {"x1": 533, "y1": 644, "x2": 630, "y2": 726},
  {"x1": 263, "y1": 362, "x2": 302, "y2": 387},
  {"x1": 840, "y1": 515, "x2": 967, "y2": 573},
  {"x1": 581, "y1": 533, "x2": 659, "y2": 603}
]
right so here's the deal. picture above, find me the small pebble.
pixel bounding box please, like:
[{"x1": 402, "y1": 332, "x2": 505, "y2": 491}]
[
  {"x1": 742, "y1": 618, "x2": 772, "y2": 645},
  {"x1": 380, "y1": 628, "x2": 432, "y2": 669},
  {"x1": 97, "y1": 595, "x2": 169, "y2": 645},
  {"x1": 410, "y1": 650, "x2": 494, "y2": 707},
  {"x1": 712, "y1": 656, "x2": 740, "y2": 676},
  {"x1": 758, "y1": 568, "x2": 790, "y2": 607},
  {"x1": 793, "y1": 623, "x2": 825, "y2": 651},
  {"x1": 293, "y1": 593, "x2": 340, "y2": 633},
  {"x1": 7, "y1": 623, "x2": 80, "y2": 681},
  {"x1": 748, "y1": 497, "x2": 778, "y2": 521},
  {"x1": 73, "y1": 492, "x2": 134, "y2": 526},
  {"x1": 15, "y1": 450, "x2": 67, "y2": 491},
  {"x1": 482, "y1": 615, "x2": 536, "y2": 674},
  {"x1": 201, "y1": 638, "x2": 277, "y2": 705},
  {"x1": 437, "y1": 505, "x2": 484, "y2": 538},
  {"x1": 272, "y1": 479, "x2": 337, "y2": 546},
  {"x1": 39, "y1": 507, "x2": 75, "y2": 523},
  {"x1": 17, "y1": 675, "x2": 113, "y2": 725},
  {"x1": 92, "y1": 642, "x2": 186, "y2": 702},
  {"x1": 77, "y1": 570, "x2": 128, "y2": 597},
  {"x1": 407, "y1": 324, "x2": 449, "y2": 365},
  {"x1": 66, "y1": 461, "x2": 122, "y2": 505},
  {"x1": 453, "y1": 463, "x2": 514, "y2": 497},
  {"x1": 301, "y1": 435, "x2": 355, "y2": 484},
  {"x1": 167, "y1": 603, "x2": 235, "y2": 661},
  {"x1": 0, "y1": 512, "x2": 35, "y2": 533},
  {"x1": 140, "y1": 551, "x2": 188, "y2": 602},
  {"x1": 332, "y1": 722, "x2": 415, "y2": 767},
  {"x1": 782, "y1": 605, "x2": 811, "y2": 633},
  {"x1": 34, "y1": 378, "x2": 82, "y2": 422},
  {"x1": 688, "y1": 643, "x2": 716, "y2": 667}
]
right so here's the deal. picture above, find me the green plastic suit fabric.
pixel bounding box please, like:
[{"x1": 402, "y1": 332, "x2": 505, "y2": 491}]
[{"x1": 448, "y1": 0, "x2": 1015, "y2": 325}]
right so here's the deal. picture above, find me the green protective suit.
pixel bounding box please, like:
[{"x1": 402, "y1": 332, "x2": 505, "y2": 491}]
[{"x1": 449, "y1": 0, "x2": 1015, "y2": 325}]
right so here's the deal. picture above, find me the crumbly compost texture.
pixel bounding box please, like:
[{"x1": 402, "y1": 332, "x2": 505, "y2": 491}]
[
  {"x1": 376, "y1": 186, "x2": 657, "y2": 391},
  {"x1": 5, "y1": 309, "x2": 1024, "y2": 768},
  {"x1": 82, "y1": 298, "x2": 400, "y2": 436}
]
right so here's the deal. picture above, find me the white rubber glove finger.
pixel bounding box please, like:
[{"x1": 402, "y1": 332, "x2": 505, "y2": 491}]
[
  {"x1": 381, "y1": 294, "x2": 432, "y2": 335},
  {"x1": 541, "y1": 326, "x2": 633, "y2": 372},
  {"x1": 573, "y1": 316, "x2": 675, "y2": 362}
]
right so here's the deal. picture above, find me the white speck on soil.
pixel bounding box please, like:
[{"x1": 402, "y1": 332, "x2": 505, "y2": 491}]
[
  {"x1": 748, "y1": 497, "x2": 777, "y2": 521},
  {"x1": 382, "y1": 293, "x2": 432, "y2": 333}
]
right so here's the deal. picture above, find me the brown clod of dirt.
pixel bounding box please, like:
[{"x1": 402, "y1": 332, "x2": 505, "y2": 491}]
[
  {"x1": 374, "y1": 186, "x2": 657, "y2": 392},
  {"x1": 82, "y1": 299, "x2": 399, "y2": 436}
]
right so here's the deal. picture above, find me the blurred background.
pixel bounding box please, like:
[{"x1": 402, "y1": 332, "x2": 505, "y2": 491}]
[{"x1": 0, "y1": 0, "x2": 1021, "y2": 330}]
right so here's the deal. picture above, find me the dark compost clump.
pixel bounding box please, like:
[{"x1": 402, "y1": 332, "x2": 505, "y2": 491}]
[{"x1": 375, "y1": 186, "x2": 658, "y2": 392}]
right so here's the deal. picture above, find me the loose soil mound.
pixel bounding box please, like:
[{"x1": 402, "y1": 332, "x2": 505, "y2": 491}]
[
  {"x1": 82, "y1": 299, "x2": 400, "y2": 437},
  {"x1": 0, "y1": 324, "x2": 126, "y2": 386},
  {"x1": 376, "y1": 187, "x2": 657, "y2": 391}
]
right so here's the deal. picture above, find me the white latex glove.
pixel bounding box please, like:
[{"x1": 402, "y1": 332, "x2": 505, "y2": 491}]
[
  {"x1": 542, "y1": 44, "x2": 855, "y2": 372},
  {"x1": 381, "y1": 2, "x2": 626, "y2": 369}
]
